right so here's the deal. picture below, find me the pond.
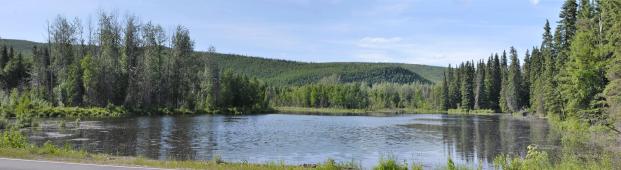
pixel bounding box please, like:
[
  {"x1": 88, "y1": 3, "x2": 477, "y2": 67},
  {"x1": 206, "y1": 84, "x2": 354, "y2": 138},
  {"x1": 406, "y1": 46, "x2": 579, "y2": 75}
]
[{"x1": 22, "y1": 113, "x2": 560, "y2": 169}]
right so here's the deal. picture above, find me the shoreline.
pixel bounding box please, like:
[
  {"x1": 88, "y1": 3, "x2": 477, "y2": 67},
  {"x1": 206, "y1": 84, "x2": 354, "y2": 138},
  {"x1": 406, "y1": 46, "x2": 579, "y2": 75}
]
[{"x1": 274, "y1": 106, "x2": 445, "y2": 116}]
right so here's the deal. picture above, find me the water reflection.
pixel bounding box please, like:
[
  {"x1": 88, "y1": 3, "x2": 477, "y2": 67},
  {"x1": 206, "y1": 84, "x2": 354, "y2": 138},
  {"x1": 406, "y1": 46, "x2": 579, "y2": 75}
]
[{"x1": 23, "y1": 114, "x2": 560, "y2": 169}]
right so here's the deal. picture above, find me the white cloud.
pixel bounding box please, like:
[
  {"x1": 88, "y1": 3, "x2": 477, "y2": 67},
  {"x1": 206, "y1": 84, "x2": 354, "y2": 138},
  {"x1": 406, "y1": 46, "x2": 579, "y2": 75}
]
[
  {"x1": 352, "y1": 36, "x2": 507, "y2": 66},
  {"x1": 530, "y1": 0, "x2": 540, "y2": 5}
]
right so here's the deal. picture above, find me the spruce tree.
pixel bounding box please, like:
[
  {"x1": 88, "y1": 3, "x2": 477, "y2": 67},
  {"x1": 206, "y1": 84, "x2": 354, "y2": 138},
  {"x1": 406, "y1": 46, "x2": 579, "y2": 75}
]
[
  {"x1": 530, "y1": 47, "x2": 546, "y2": 115},
  {"x1": 541, "y1": 20, "x2": 564, "y2": 117},
  {"x1": 485, "y1": 53, "x2": 502, "y2": 111},
  {"x1": 507, "y1": 47, "x2": 524, "y2": 112},
  {"x1": 460, "y1": 62, "x2": 475, "y2": 109},
  {"x1": 522, "y1": 49, "x2": 531, "y2": 108},
  {"x1": 4, "y1": 52, "x2": 28, "y2": 89},
  {"x1": 499, "y1": 51, "x2": 510, "y2": 112},
  {"x1": 553, "y1": 0, "x2": 578, "y2": 74},
  {"x1": 448, "y1": 65, "x2": 461, "y2": 109},
  {"x1": 442, "y1": 71, "x2": 450, "y2": 110},
  {"x1": 562, "y1": 0, "x2": 607, "y2": 122},
  {"x1": 601, "y1": 0, "x2": 621, "y2": 124},
  {"x1": 0, "y1": 45, "x2": 7, "y2": 70},
  {"x1": 474, "y1": 60, "x2": 487, "y2": 109}
]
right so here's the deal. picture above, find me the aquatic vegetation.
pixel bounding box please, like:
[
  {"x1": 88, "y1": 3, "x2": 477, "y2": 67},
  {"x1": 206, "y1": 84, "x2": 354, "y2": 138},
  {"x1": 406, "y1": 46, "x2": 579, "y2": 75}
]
[
  {"x1": 275, "y1": 106, "x2": 443, "y2": 115},
  {"x1": 410, "y1": 163, "x2": 423, "y2": 170},
  {"x1": 447, "y1": 109, "x2": 494, "y2": 115},
  {"x1": 315, "y1": 159, "x2": 361, "y2": 170},
  {"x1": 58, "y1": 119, "x2": 66, "y2": 128},
  {"x1": 492, "y1": 117, "x2": 617, "y2": 170}
]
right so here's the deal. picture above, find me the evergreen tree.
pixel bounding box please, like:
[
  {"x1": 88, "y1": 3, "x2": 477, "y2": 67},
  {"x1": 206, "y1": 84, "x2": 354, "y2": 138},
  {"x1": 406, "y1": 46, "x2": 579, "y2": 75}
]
[
  {"x1": 541, "y1": 20, "x2": 564, "y2": 117},
  {"x1": 4, "y1": 53, "x2": 28, "y2": 89},
  {"x1": 441, "y1": 71, "x2": 449, "y2": 110},
  {"x1": 0, "y1": 45, "x2": 7, "y2": 70},
  {"x1": 486, "y1": 54, "x2": 502, "y2": 111},
  {"x1": 522, "y1": 49, "x2": 531, "y2": 108},
  {"x1": 499, "y1": 51, "x2": 510, "y2": 112},
  {"x1": 448, "y1": 65, "x2": 461, "y2": 108},
  {"x1": 507, "y1": 47, "x2": 524, "y2": 112},
  {"x1": 557, "y1": 0, "x2": 578, "y2": 67},
  {"x1": 601, "y1": 0, "x2": 621, "y2": 125},
  {"x1": 561, "y1": 0, "x2": 607, "y2": 122},
  {"x1": 530, "y1": 47, "x2": 546, "y2": 115},
  {"x1": 31, "y1": 45, "x2": 56, "y2": 103},
  {"x1": 474, "y1": 60, "x2": 487, "y2": 109},
  {"x1": 460, "y1": 62, "x2": 475, "y2": 109},
  {"x1": 66, "y1": 58, "x2": 84, "y2": 106}
]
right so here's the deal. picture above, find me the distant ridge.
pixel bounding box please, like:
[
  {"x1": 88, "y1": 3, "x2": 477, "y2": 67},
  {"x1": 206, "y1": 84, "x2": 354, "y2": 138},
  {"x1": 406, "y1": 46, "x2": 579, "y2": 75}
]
[{"x1": 1, "y1": 39, "x2": 445, "y2": 86}]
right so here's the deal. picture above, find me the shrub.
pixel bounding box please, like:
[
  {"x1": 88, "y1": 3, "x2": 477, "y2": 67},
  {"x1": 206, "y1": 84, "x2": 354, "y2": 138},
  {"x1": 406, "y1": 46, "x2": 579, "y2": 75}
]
[
  {"x1": 373, "y1": 156, "x2": 407, "y2": 170},
  {"x1": 0, "y1": 128, "x2": 29, "y2": 149},
  {"x1": 39, "y1": 141, "x2": 61, "y2": 155},
  {"x1": 493, "y1": 145, "x2": 552, "y2": 170}
]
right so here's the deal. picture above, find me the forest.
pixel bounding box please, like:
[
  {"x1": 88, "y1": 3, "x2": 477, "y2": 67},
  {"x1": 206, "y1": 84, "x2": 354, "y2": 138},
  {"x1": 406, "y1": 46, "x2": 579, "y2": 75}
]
[
  {"x1": 438, "y1": 0, "x2": 620, "y2": 127},
  {"x1": 0, "y1": 12, "x2": 271, "y2": 126},
  {"x1": 270, "y1": 82, "x2": 439, "y2": 110}
]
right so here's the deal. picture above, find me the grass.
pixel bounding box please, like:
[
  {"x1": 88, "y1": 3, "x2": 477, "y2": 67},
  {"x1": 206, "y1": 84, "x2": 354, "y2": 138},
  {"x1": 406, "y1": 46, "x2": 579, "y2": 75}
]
[
  {"x1": 275, "y1": 106, "x2": 444, "y2": 116},
  {"x1": 373, "y1": 156, "x2": 408, "y2": 170}
]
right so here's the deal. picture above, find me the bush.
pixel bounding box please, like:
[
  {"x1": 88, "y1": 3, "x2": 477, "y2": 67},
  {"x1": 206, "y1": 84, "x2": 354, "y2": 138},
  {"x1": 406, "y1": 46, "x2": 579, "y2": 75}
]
[
  {"x1": 0, "y1": 128, "x2": 29, "y2": 149},
  {"x1": 373, "y1": 156, "x2": 407, "y2": 170},
  {"x1": 39, "y1": 141, "x2": 61, "y2": 155},
  {"x1": 493, "y1": 145, "x2": 558, "y2": 170}
]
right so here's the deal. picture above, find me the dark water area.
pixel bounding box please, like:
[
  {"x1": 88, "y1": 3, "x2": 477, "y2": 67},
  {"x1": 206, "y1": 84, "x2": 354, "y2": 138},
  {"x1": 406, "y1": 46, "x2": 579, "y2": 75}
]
[{"x1": 22, "y1": 113, "x2": 560, "y2": 169}]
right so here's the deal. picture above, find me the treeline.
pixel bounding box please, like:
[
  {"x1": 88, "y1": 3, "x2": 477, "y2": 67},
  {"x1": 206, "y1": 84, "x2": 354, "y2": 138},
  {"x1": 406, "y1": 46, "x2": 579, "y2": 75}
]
[
  {"x1": 0, "y1": 11, "x2": 271, "y2": 117},
  {"x1": 271, "y1": 82, "x2": 441, "y2": 110},
  {"x1": 208, "y1": 52, "x2": 439, "y2": 86},
  {"x1": 440, "y1": 0, "x2": 621, "y2": 125}
]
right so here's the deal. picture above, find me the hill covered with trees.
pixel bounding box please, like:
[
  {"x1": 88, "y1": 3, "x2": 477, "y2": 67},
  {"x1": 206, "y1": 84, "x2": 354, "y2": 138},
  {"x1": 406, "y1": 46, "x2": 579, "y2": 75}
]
[{"x1": 0, "y1": 39, "x2": 443, "y2": 86}]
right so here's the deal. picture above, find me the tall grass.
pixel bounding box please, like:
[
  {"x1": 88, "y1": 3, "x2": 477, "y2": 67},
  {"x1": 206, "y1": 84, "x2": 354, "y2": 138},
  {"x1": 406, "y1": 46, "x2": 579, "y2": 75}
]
[{"x1": 373, "y1": 156, "x2": 408, "y2": 170}]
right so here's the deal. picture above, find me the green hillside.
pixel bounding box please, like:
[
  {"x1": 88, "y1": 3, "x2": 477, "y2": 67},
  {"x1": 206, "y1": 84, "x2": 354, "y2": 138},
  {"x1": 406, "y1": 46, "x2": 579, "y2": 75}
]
[
  {"x1": 1, "y1": 39, "x2": 445, "y2": 86},
  {"x1": 0, "y1": 39, "x2": 40, "y2": 55}
]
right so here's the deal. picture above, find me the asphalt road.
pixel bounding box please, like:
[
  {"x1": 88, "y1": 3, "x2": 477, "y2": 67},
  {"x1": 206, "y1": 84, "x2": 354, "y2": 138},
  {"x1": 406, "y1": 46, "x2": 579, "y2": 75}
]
[{"x1": 0, "y1": 157, "x2": 170, "y2": 170}]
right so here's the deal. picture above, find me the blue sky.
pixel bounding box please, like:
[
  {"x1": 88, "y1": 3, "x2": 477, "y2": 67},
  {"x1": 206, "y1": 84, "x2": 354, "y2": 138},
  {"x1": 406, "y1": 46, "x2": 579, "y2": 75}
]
[{"x1": 0, "y1": 0, "x2": 563, "y2": 66}]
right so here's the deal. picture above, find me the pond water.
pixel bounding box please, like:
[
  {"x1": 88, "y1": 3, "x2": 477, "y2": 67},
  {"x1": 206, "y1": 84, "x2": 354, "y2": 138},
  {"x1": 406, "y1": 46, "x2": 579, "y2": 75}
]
[{"x1": 22, "y1": 113, "x2": 560, "y2": 169}]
